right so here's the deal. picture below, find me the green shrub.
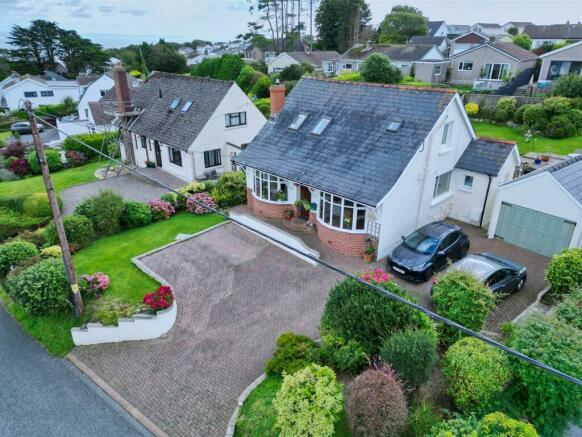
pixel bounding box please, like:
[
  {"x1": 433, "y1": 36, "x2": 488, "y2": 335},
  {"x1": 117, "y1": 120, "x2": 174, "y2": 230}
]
[
  {"x1": 40, "y1": 245, "x2": 62, "y2": 258},
  {"x1": 512, "y1": 34, "x2": 532, "y2": 50},
  {"x1": 283, "y1": 80, "x2": 296, "y2": 96},
  {"x1": 44, "y1": 214, "x2": 94, "y2": 251},
  {"x1": 15, "y1": 228, "x2": 46, "y2": 247},
  {"x1": 89, "y1": 299, "x2": 146, "y2": 326},
  {"x1": 478, "y1": 412, "x2": 538, "y2": 437},
  {"x1": 360, "y1": 53, "x2": 402, "y2": 84},
  {"x1": 21, "y1": 192, "x2": 62, "y2": 218},
  {"x1": 554, "y1": 74, "x2": 582, "y2": 98},
  {"x1": 442, "y1": 337, "x2": 511, "y2": 414},
  {"x1": 513, "y1": 103, "x2": 531, "y2": 124},
  {"x1": 346, "y1": 366, "x2": 408, "y2": 437},
  {"x1": 522, "y1": 104, "x2": 548, "y2": 131},
  {"x1": 334, "y1": 71, "x2": 362, "y2": 82},
  {"x1": 546, "y1": 247, "x2": 582, "y2": 297},
  {"x1": 429, "y1": 413, "x2": 481, "y2": 437},
  {"x1": 496, "y1": 96, "x2": 517, "y2": 115},
  {"x1": 63, "y1": 132, "x2": 115, "y2": 159},
  {"x1": 432, "y1": 270, "x2": 495, "y2": 344},
  {"x1": 215, "y1": 54, "x2": 245, "y2": 81},
  {"x1": 74, "y1": 190, "x2": 124, "y2": 237},
  {"x1": 265, "y1": 332, "x2": 319, "y2": 376},
  {"x1": 406, "y1": 401, "x2": 443, "y2": 437},
  {"x1": 0, "y1": 208, "x2": 48, "y2": 242},
  {"x1": 464, "y1": 102, "x2": 479, "y2": 117},
  {"x1": 321, "y1": 277, "x2": 432, "y2": 355},
  {"x1": 251, "y1": 75, "x2": 272, "y2": 99},
  {"x1": 506, "y1": 314, "x2": 582, "y2": 435},
  {"x1": 254, "y1": 97, "x2": 270, "y2": 117},
  {"x1": 235, "y1": 64, "x2": 255, "y2": 92},
  {"x1": 494, "y1": 108, "x2": 510, "y2": 122},
  {"x1": 279, "y1": 64, "x2": 304, "y2": 82},
  {"x1": 273, "y1": 364, "x2": 343, "y2": 437},
  {"x1": 545, "y1": 114, "x2": 577, "y2": 138},
  {"x1": 0, "y1": 240, "x2": 39, "y2": 277},
  {"x1": 317, "y1": 333, "x2": 368, "y2": 374},
  {"x1": 380, "y1": 328, "x2": 437, "y2": 388},
  {"x1": 27, "y1": 149, "x2": 63, "y2": 175},
  {"x1": 555, "y1": 288, "x2": 582, "y2": 330},
  {"x1": 120, "y1": 200, "x2": 152, "y2": 228},
  {"x1": 543, "y1": 96, "x2": 572, "y2": 114},
  {"x1": 6, "y1": 258, "x2": 70, "y2": 314},
  {"x1": 213, "y1": 171, "x2": 246, "y2": 207},
  {"x1": 566, "y1": 108, "x2": 582, "y2": 129}
]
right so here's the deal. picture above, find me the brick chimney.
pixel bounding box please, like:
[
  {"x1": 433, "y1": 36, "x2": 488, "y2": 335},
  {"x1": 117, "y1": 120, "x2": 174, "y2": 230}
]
[
  {"x1": 269, "y1": 81, "x2": 286, "y2": 120},
  {"x1": 112, "y1": 64, "x2": 135, "y2": 164}
]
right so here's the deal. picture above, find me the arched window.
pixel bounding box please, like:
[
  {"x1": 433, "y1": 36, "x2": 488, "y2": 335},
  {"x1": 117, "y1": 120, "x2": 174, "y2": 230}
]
[
  {"x1": 318, "y1": 191, "x2": 366, "y2": 231},
  {"x1": 254, "y1": 170, "x2": 288, "y2": 202}
]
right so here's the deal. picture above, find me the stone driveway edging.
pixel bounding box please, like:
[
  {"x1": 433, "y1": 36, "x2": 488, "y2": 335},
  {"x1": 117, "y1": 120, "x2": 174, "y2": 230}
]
[
  {"x1": 512, "y1": 285, "x2": 551, "y2": 323},
  {"x1": 225, "y1": 373, "x2": 267, "y2": 437}
]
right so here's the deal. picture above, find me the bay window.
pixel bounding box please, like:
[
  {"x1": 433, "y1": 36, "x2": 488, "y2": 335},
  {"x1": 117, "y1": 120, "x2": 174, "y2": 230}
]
[
  {"x1": 253, "y1": 170, "x2": 288, "y2": 202},
  {"x1": 319, "y1": 192, "x2": 366, "y2": 232}
]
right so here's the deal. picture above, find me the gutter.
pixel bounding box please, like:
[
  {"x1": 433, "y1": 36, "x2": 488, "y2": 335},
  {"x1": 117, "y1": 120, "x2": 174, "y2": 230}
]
[{"x1": 479, "y1": 174, "x2": 493, "y2": 228}]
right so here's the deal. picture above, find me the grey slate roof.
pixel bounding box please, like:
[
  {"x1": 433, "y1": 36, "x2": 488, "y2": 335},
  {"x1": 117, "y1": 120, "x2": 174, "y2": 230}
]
[
  {"x1": 341, "y1": 44, "x2": 441, "y2": 62},
  {"x1": 234, "y1": 78, "x2": 455, "y2": 206},
  {"x1": 409, "y1": 36, "x2": 447, "y2": 46},
  {"x1": 455, "y1": 138, "x2": 516, "y2": 176},
  {"x1": 286, "y1": 51, "x2": 340, "y2": 66},
  {"x1": 427, "y1": 21, "x2": 445, "y2": 36},
  {"x1": 129, "y1": 72, "x2": 233, "y2": 151},
  {"x1": 523, "y1": 24, "x2": 582, "y2": 40},
  {"x1": 450, "y1": 42, "x2": 537, "y2": 61}
]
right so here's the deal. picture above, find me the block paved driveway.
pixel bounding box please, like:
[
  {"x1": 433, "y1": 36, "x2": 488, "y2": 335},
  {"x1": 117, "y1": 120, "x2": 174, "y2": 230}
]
[{"x1": 70, "y1": 222, "x2": 342, "y2": 436}]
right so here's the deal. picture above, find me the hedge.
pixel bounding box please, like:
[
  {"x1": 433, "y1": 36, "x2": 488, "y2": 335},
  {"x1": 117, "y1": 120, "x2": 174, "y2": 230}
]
[
  {"x1": 28, "y1": 150, "x2": 63, "y2": 175},
  {"x1": 0, "y1": 240, "x2": 39, "y2": 277},
  {"x1": 63, "y1": 132, "x2": 116, "y2": 159},
  {"x1": 44, "y1": 214, "x2": 94, "y2": 251}
]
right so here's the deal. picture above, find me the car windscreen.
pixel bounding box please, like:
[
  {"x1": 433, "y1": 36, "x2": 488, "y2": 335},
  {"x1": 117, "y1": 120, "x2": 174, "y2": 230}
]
[{"x1": 403, "y1": 231, "x2": 439, "y2": 254}]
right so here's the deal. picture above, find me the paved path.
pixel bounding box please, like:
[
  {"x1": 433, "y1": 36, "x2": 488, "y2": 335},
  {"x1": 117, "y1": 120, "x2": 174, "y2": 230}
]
[
  {"x1": 71, "y1": 223, "x2": 342, "y2": 436},
  {"x1": 0, "y1": 305, "x2": 151, "y2": 437}
]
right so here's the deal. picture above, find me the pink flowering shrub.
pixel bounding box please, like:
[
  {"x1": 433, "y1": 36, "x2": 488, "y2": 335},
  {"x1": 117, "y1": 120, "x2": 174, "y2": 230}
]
[
  {"x1": 80, "y1": 272, "x2": 110, "y2": 298},
  {"x1": 148, "y1": 199, "x2": 175, "y2": 221},
  {"x1": 186, "y1": 192, "x2": 217, "y2": 215},
  {"x1": 361, "y1": 269, "x2": 393, "y2": 284},
  {"x1": 143, "y1": 285, "x2": 174, "y2": 311},
  {"x1": 10, "y1": 158, "x2": 30, "y2": 177}
]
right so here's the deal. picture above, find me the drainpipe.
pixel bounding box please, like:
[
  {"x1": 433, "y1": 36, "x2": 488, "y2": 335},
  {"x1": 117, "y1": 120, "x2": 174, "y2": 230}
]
[
  {"x1": 479, "y1": 175, "x2": 493, "y2": 228},
  {"x1": 415, "y1": 140, "x2": 431, "y2": 228}
]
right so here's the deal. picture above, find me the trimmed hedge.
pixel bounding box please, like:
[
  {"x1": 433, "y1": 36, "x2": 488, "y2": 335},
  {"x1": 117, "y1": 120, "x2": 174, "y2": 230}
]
[
  {"x1": 63, "y1": 132, "x2": 115, "y2": 159},
  {"x1": 265, "y1": 332, "x2": 318, "y2": 376},
  {"x1": 0, "y1": 241, "x2": 39, "y2": 277},
  {"x1": 27, "y1": 150, "x2": 63, "y2": 175},
  {"x1": 74, "y1": 190, "x2": 124, "y2": 237},
  {"x1": 317, "y1": 333, "x2": 368, "y2": 374},
  {"x1": 120, "y1": 200, "x2": 152, "y2": 228},
  {"x1": 21, "y1": 193, "x2": 62, "y2": 218},
  {"x1": 545, "y1": 247, "x2": 582, "y2": 297},
  {"x1": 43, "y1": 214, "x2": 94, "y2": 251}
]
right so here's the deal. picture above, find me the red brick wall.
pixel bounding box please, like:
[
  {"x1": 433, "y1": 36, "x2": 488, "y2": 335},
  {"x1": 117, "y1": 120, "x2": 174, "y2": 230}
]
[
  {"x1": 312, "y1": 212, "x2": 367, "y2": 256},
  {"x1": 247, "y1": 188, "x2": 293, "y2": 219}
]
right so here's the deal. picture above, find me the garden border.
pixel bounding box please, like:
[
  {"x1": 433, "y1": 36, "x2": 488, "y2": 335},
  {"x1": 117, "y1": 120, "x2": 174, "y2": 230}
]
[
  {"x1": 512, "y1": 285, "x2": 551, "y2": 323},
  {"x1": 225, "y1": 372, "x2": 267, "y2": 437}
]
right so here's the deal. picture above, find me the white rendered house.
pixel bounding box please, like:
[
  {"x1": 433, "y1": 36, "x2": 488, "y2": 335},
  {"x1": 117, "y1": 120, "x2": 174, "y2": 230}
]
[{"x1": 0, "y1": 73, "x2": 81, "y2": 110}]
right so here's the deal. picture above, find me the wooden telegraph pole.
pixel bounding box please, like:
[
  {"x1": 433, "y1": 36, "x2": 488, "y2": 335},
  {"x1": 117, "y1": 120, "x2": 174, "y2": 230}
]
[{"x1": 25, "y1": 101, "x2": 83, "y2": 317}]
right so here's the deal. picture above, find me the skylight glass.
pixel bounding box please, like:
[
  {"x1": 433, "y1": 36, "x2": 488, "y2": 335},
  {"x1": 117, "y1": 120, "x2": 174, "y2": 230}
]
[
  {"x1": 170, "y1": 98, "x2": 181, "y2": 110},
  {"x1": 312, "y1": 117, "x2": 332, "y2": 135},
  {"x1": 289, "y1": 113, "x2": 308, "y2": 130},
  {"x1": 181, "y1": 101, "x2": 192, "y2": 113},
  {"x1": 386, "y1": 120, "x2": 403, "y2": 132}
]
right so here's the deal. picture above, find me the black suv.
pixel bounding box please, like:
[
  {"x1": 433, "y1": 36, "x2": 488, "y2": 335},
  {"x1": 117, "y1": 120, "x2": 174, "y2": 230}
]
[{"x1": 388, "y1": 221, "x2": 470, "y2": 282}]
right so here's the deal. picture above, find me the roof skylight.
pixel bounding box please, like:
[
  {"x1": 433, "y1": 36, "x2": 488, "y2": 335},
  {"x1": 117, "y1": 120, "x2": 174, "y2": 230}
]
[
  {"x1": 312, "y1": 117, "x2": 332, "y2": 135},
  {"x1": 181, "y1": 101, "x2": 192, "y2": 113},
  {"x1": 386, "y1": 119, "x2": 404, "y2": 132},
  {"x1": 170, "y1": 98, "x2": 181, "y2": 110},
  {"x1": 289, "y1": 113, "x2": 308, "y2": 130}
]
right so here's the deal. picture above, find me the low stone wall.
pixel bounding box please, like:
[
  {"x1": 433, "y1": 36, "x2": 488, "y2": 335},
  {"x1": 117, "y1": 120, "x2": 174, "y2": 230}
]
[{"x1": 246, "y1": 188, "x2": 294, "y2": 219}]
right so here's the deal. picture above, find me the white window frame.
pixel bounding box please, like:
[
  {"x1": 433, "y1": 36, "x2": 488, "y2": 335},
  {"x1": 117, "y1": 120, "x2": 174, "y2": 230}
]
[
  {"x1": 441, "y1": 121, "x2": 453, "y2": 147},
  {"x1": 225, "y1": 112, "x2": 247, "y2": 128},
  {"x1": 462, "y1": 174, "x2": 474, "y2": 191},
  {"x1": 253, "y1": 170, "x2": 288, "y2": 203},
  {"x1": 458, "y1": 61, "x2": 473, "y2": 71},
  {"x1": 433, "y1": 171, "x2": 452, "y2": 198},
  {"x1": 481, "y1": 63, "x2": 511, "y2": 80},
  {"x1": 318, "y1": 191, "x2": 367, "y2": 233},
  {"x1": 433, "y1": 65, "x2": 442, "y2": 75}
]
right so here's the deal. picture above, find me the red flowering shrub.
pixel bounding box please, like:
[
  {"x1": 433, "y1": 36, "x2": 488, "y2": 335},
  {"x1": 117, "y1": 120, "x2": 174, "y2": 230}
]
[
  {"x1": 361, "y1": 268, "x2": 393, "y2": 284},
  {"x1": 1, "y1": 140, "x2": 26, "y2": 159},
  {"x1": 143, "y1": 285, "x2": 174, "y2": 311},
  {"x1": 65, "y1": 150, "x2": 88, "y2": 167},
  {"x1": 186, "y1": 192, "x2": 217, "y2": 215},
  {"x1": 10, "y1": 158, "x2": 30, "y2": 177},
  {"x1": 80, "y1": 272, "x2": 110, "y2": 298},
  {"x1": 148, "y1": 199, "x2": 175, "y2": 221}
]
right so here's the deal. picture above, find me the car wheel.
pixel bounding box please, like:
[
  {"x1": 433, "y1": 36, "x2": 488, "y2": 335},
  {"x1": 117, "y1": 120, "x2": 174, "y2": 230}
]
[
  {"x1": 516, "y1": 277, "x2": 525, "y2": 291},
  {"x1": 423, "y1": 267, "x2": 434, "y2": 282},
  {"x1": 459, "y1": 245, "x2": 468, "y2": 259}
]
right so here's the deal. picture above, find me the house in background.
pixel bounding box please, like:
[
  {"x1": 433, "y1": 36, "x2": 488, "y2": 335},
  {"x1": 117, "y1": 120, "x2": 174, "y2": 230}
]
[
  {"x1": 234, "y1": 78, "x2": 519, "y2": 258},
  {"x1": 119, "y1": 72, "x2": 266, "y2": 182},
  {"x1": 471, "y1": 23, "x2": 504, "y2": 37},
  {"x1": 449, "y1": 42, "x2": 537, "y2": 90},
  {"x1": 502, "y1": 21, "x2": 534, "y2": 34},
  {"x1": 427, "y1": 21, "x2": 449, "y2": 37},
  {"x1": 538, "y1": 40, "x2": 582, "y2": 82},
  {"x1": 0, "y1": 72, "x2": 81, "y2": 110},
  {"x1": 449, "y1": 31, "x2": 489, "y2": 55},
  {"x1": 523, "y1": 23, "x2": 582, "y2": 48},
  {"x1": 409, "y1": 35, "x2": 448, "y2": 52},
  {"x1": 488, "y1": 155, "x2": 582, "y2": 257},
  {"x1": 446, "y1": 24, "x2": 471, "y2": 39},
  {"x1": 266, "y1": 50, "x2": 340, "y2": 74},
  {"x1": 324, "y1": 43, "x2": 449, "y2": 83}
]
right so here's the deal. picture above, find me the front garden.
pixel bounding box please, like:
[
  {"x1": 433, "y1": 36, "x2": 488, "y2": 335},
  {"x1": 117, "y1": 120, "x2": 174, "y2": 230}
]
[
  {"x1": 0, "y1": 170, "x2": 245, "y2": 356},
  {"x1": 235, "y1": 258, "x2": 582, "y2": 437}
]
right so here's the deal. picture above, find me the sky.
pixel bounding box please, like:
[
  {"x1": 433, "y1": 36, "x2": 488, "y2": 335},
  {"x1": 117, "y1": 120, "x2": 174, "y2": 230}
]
[{"x1": 1, "y1": 0, "x2": 581, "y2": 48}]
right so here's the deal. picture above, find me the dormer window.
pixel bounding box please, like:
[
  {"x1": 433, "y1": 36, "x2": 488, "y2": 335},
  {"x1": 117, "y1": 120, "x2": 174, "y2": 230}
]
[
  {"x1": 170, "y1": 98, "x2": 180, "y2": 110},
  {"x1": 289, "y1": 113, "x2": 308, "y2": 130},
  {"x1": 312, "y1": 117, "x2": 332, "y2": 135}
]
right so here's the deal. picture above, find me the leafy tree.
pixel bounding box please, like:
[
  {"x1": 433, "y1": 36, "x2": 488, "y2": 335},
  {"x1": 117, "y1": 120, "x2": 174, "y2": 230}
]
[
  {"x1": 360, "y1": 53, "x2": 402, "y2": 84},
  {"x1": 512, "y1": 33, "x2": 532, "y2": 50},
  {"x1": 191, "y1": 57, "x2": 221, "y2": 78},
  {"x1": 507, "y1": 26, "x2": 519, "y2": 36},
  {"x1": 57, "y1": 29, "x2": 108, "y2": 76},
  {"x1": 316, "y1": 0, "x2": 372, "y2": 52},
  {"x1": 147, "y1": 42, "x2": 187, "y2": 73},
  {"x1": 251, "y1": 74, "x2": 273, "y2": 98},
  {"x1": 236, "y1": 64, "x2": 256, "y2": 92},
  {"x1": 554, "y1": 74, "x2": 582, "y2": 98},
  {"x1": 379, "y1": 5, "x2": 427, "y2": 43},
  {"x1": 279, "y1": 63, "x2": 304, "y2": 81}
]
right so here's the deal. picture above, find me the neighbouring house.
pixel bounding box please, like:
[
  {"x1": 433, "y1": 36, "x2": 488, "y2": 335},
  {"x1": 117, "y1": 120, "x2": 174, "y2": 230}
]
[
  {"x1": 538, "y1": 40, "x2": 582, "y2": 82},
  {"x1": 449, "y1": 31, "x2": 489, "y2": 55},
  {"x1": 524, "y1": 23, "x2": 582, "y2": 48},
  {"x1": 471, "y1": 23, "x2": 504, "y2": 37},
  {"x1": 427, "y1": 20, "x2": 449, "y2": 37},
  {"x1": 488, "y1": 155, "x2": 582, "y2": 257},
  {"x1": 446, "y1": 24, "x2": 471, "y2": 40},
  {"x1": 118, "y1": 71, "x2": 266, "y2": 182},
  {"x1": 502, "y1": 21, "x2": 534, "y2": 34},
  {"x1": 323, "y1": 43, "x2": 449, "y2": 83},
  {"x1": 448, "y1": 42, "x2": 537, "y2": 90},
  {"x1": 0, "y1": 72, "x2": 81, "y2": 110},
  {"x1": 267, "y1": 50, "x2": 340, "y2": 74},
  {"x1": 234, "y1": 78, "x2": 520, "y2": 258},
  {"x1": 409, "y1": 35, "x2": 448, "y2": 52},
  {"x1": 244, "y1": 44, "x2": 275, "y2": 62}
]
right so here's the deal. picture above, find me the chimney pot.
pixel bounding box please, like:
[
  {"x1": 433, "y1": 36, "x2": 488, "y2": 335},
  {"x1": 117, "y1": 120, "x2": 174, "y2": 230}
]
[
  {"x1": 269, "y1": 83, "x2": 286, "y2": 120},
  {"x1": 113, "y1": 65, "x2": 131, "y2": 115}
]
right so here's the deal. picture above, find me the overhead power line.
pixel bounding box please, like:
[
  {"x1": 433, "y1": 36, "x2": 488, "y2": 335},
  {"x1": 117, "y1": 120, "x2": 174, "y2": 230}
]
[{"x1": 31, "y1": 111, "x2": 582, "y2": 388}]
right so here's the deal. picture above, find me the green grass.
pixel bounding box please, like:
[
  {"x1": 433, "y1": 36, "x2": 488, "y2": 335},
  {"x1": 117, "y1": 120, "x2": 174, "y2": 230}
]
[
  {"x1": 0, "y1": 213, "x2": 224, "y2": 356},
  {"x1": 0, "y1": 131, "x2": 13, "y2": 145},
  {"x1": 0, "y1": 161, "x2": 102, "y2": 197},
  {"x1": 472, "y1": 121, "x2": 582, "y2": 155},
  {"x1": 235, "y1": 375, "x2": 351, "y2": 437}
]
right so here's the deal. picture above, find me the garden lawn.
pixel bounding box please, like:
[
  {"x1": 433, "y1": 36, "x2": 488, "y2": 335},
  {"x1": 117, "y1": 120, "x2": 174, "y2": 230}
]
[
  {"x1": 0, "y1": 213, "x2": 224, "y2": 356},
  {"x1": 235, "y1": 375, "x2": 350, "y2": 437},
  {"x1": 0, "y1": 161, "x2": 102, "y2": 197},
  {"x1": 472, "y1": 121, "x2": 582, "y2": 155},
  {"x1": 0, "y1": 131, "x2": 13, "y2": 145}
]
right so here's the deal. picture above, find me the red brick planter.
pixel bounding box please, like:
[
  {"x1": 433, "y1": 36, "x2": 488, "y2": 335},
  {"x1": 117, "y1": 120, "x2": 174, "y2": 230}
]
[
  {"x1": 313, "y1": 215, "x2": 367, "y2": 256},
  {"x1": 246, "y1": 188, "x2": 293, "y2": 220}
]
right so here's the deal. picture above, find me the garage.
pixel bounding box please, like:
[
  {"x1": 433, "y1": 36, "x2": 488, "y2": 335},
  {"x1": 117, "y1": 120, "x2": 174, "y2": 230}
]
[
  {"x1": 495, "y1": 203, "x2": 576, "y2": 257},
  {"x1": 488, "y1": 156, "x2": 582, "y2": 257}
]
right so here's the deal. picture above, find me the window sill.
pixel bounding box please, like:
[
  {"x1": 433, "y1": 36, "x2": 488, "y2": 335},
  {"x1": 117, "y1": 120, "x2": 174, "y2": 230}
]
[
  {"x1": 225, "y1": 124, "x2": 247, "y2": 130},
  {"x1": 430, "y1": 191, "x2": 453, "y2": 207},
  {"x1": 251, "y1": 191, "x2": 291, "y2": 205},
  {"x1": 459, "y1": 186, "x2": 473, "y2": 193},
  {"x1": 438, "y1": 147, "x2": 452, "y2": 156},
  {"x1": 204, "y1": 164, "x2": 222, "y2": 169},
  {"x1": 315, "y1": 216, "x2": 368, "y2": 234}
]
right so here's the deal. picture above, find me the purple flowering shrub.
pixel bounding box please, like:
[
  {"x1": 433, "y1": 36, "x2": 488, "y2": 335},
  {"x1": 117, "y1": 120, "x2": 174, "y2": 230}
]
[
  {"x1": 186, "y1": 192, "x2": 217, "y2": 215},
  {"x1": 148, "y1": 199, "x2": 175, "y2": 221},
  {"x1": 80, "y1": 272, "x2": 110, "y2": 298}
]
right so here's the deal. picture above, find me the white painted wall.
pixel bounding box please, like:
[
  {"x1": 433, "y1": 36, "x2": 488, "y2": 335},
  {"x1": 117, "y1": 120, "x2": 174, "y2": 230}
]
[
  {"x1": 77, "y1": 75, "x2": 114, "y2": 122},
  {"x1": 131, "y1": 132, "x2": 193, "y2": 182},
  {"x1": 0, "y1": 78, "x2": 80, "y2": 110},
  {"x1": 488, "y1": 172, "x2": 582, "y2": 247},
  {"x1": 267, "y1": 53, "x2": 299, "y2": 73}
]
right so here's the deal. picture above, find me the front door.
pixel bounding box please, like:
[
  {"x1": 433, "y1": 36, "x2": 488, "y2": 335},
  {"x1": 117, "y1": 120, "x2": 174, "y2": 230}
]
[
  {"x1": 154, "y1": 141, "x2": 162, "y2": 167},
  {"x1": 299, "y1": 186, "x2": 311, "y2": 219}
]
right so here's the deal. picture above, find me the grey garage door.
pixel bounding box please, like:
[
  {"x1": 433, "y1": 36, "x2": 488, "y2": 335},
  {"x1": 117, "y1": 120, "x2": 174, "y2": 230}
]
[{"x1": 495, "y1": 203, "x2": 576, "y2": 257}]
